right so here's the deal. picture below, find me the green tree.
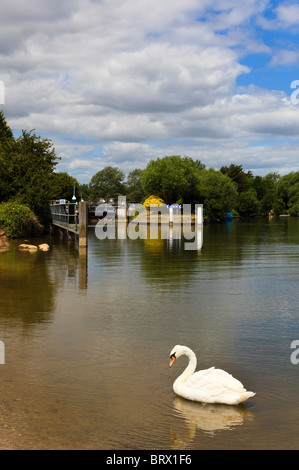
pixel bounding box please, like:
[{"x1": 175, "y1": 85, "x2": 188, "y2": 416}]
[
  {"x1": 49, "y1": 172, "x2": 79, "y2": 202},
  {"x1": 10, "y1": 130, "x2": 59, "y2": 220},
  {"x1": 197, "y1": 169, "x2": 238, "y2": 222},
  {"x1": 253, "y1": 172, "x2": 283, "y2": 216},
  {"x1": 78, "y1": 183, "x2": 91, "y2": 201},
  {"x1": 0, "y1": 149, "x2": 11, "y2": 201},
  {"x1": 0, "y1": 110, "x2": 14, "y2": 143},
  {"x1": 89, "y1": 166, "x2": 125, "y2": 202},
  {"x1": 0, "y1": 112, "x2": 60, "y2": 225},
  {"x1": 220, "y1": 164, "x2": 253, "y2": 194},
  {"x1": 125, "y1": 169, "x2": 145, "y2": 203},
  {"x1": 140, "y1": 155, "x2": 201, "y2": 204},
  {"x1": 237, "y1": 189, "x2": 260, "y2": 218},
  {"x1": 0, "y1": 112, "x2": 15, "y2": 201},
  {"x1": 278, "y1": 172, "x2": 299, "y2": 215},
  {"x1": 287, "y1": 181, "x2": 299, "y2": 216}
]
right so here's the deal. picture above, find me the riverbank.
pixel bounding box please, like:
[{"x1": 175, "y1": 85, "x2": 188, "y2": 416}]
[{"x1": 0, "y1": 229, "x2": 9, "y2": 252}]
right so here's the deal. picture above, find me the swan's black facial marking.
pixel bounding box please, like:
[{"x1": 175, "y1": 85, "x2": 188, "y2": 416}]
[{"x1": 169, "y1": 352, "x2": 176, "y2": 367}]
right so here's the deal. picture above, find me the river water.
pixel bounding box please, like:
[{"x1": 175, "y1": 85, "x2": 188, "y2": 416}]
[{"x1": 0, "y1": 217, "x2": 299, "y2": 449}]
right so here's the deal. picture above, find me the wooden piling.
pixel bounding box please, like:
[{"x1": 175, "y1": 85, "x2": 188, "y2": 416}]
[{"x1": 79, "y1": 201, "x2": 88, "y2": 247}]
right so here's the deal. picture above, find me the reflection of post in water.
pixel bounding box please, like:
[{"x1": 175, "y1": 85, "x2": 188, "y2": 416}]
[
  {"x1": 167, "y1": 224, "x2": 181, "y2": 251},
  {"x1": 78, "y1": 246, "x2": 88, "y2": 290}
]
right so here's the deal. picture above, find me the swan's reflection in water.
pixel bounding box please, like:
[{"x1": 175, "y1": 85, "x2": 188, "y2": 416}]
[{"x1": 170, "y1": 396, "x2": 254, "y2": 448}]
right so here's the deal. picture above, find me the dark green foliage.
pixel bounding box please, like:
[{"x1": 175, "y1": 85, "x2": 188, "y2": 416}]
[
  {"x1": 49, "y1": 172, "x2": 79, "y2": 202},
  {"x1": 197, "y1": 169, "x2": 238, "y2": 222},
  {"x1": 0, "y1": 110, "x2": 13, "y2": 143},
  {"x1": 89, "y1": 166, "x2": 126, "y2": 202},
  {"x1": 78, "y1": 183, "x2": 91, "y2": 201},
  {"x1": 125, "y1": 169, "x2": 146, "y2": 203},
  {"x1": 220, "y1": 164, "x2": 253, "y2": 194},
  {"x1": 140, "y1": 156, "x2": 201, "y2": 205},
  {"x1": 0, "y1": 112, "x2": 60, "y2": 228},
  {"x1": 10, "y1": 130, "x2": 58, "y2": 217},
  {"x1": 85, "y1": 157, "x2": 299, "y2": 221},
  {"x1": 237, "y1": 189, "x2": 260, "y2": 218},
  {"x1": 0, "y1": 201, "x2": 43, "y2": 238},
  {"x1": 278, "y1": 172, "x2": 299, "y2": 216}
]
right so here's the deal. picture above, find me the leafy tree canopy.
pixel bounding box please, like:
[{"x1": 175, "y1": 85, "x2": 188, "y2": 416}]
[
  {"x1": 49, "y1": 172, "x2": 79, "y2": 202},
  {"x1": 125, "y1": 168, "x2": 146, "y2": 203},
  {"x1": 140, "y1": 155, "x2": 202, "y2": 205},
  {"x1": 197, "y1": 168, "x2": 238, "y2": 222},
  {"x1": 0, "y1": 112, "x2": 59, "y2": 225},
  {"x1": 89, "y1": 166, "x2": 126, "y2": 202},
  {"x1": 220, "y1": 164, "x2": 253, "y2": 194}
]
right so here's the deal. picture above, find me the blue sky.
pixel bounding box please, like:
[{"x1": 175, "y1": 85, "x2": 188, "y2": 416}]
[{"x1": 1, "y1": 0, "x2": 299, "y2": 182}]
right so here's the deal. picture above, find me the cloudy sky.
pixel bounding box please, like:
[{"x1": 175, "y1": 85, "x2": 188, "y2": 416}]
[{"x1": 1, "y1": 0, "x2": 299, "y2": 183}]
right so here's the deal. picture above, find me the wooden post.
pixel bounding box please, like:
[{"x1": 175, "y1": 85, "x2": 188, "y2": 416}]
[
  {"x1": 79, "y1": 246, "x2": 88, "y2": 290},
  {"x1": 79, "y1": 201, "x2": 88, "y2": 247}
]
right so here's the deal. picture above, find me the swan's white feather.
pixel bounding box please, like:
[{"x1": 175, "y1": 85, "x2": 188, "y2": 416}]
[
  {"x1": 170, "y1": 346, "x2": 255, "y2": 405},
  {"x1": 177, "y1": 368, "x2": 254, "y2": 405}
]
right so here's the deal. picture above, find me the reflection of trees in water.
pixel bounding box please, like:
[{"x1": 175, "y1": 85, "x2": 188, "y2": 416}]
[
  {"x1": 85, "y1": 218, "x2": 299, "y2": 294},
  {"x1": 0, "y1": 244, "x2": 57, "y2": 329},
  {"x1": 0, "y1": 238, "x2": 86, "y2": 331},
  {"x1": 88, "y1": 224, "x2": 203, "y2": 290},
  {"x1": 170, "y1": 396, "x2": 254, "y2": 449},
  {"x1": 139, "y1": 225, "x2": 203, "y2": 289}
]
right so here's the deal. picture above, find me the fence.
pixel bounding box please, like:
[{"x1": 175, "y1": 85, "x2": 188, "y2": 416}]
[{"x1": 50, "y1": 202, "x2": 79, "y2": 233}]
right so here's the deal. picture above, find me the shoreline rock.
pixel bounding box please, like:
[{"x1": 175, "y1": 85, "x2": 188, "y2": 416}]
[
  {"x1": 18, "y1": 242, "x2": 50, "y2": 252},
  {"x1": 19, "y1": 244, "x2": 38, "y2": 252},
  {"x1": 38, "y1": 243, "x2": 50, "y2": 251},
  {"x1": 0, "y1": 229, "x2": 9, "y2": 253},
  {"x1": 0, "y1": 230, "x2": 50, "y2": 253}
]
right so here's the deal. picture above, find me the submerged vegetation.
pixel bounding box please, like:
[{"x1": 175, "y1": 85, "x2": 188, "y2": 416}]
[{"x1": 1, "y1": 109, "x2": 299, "y2": 236}]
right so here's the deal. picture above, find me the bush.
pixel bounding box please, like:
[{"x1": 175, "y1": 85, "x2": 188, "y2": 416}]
[
  {"x1": 197, "y1": 169, "x2": 238, "y2": 222},
  {"x1": 237, "y1": 189, "x2": 260, "y2": 218},
  {"x1": 289, "y1": 200, "x2": 299, "y2": 217},
  {"x1": 0, "y1": 201, "x2": 43, "y2": 238}
]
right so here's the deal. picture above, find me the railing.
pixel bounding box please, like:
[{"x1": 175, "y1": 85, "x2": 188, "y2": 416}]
[{"x1": 50, "y1": 203, "x2": 79, "y2": 233}]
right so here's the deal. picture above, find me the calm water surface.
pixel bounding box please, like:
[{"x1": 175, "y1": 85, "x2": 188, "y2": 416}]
[{"x1": 0, "y1": 218, "x2": 299, "y2": 449}]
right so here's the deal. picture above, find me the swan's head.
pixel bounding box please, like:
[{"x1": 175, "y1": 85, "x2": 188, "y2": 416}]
[{"x1": 169, "y1": 345, "x2": 189, "y2": 367}]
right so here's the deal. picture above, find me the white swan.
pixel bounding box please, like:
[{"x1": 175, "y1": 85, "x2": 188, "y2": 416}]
[{"x1": 169, "y1": 345, "x2": 255, "y2": 405}]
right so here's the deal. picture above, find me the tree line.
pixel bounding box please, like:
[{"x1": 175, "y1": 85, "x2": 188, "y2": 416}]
[
  {"x1": 86, "y1": 156, "x2": 299, "y2": 222},
  {"x1": 0, "y1": 111, "x2": 78, "y2": 235},
  {"x1": 1, "y1": 110, "x2": 299, "y2": 236}
]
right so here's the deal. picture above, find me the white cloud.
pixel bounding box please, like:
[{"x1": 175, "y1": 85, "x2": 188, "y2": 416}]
[
  {"x1": 1, "y1": 0, "x2": 299, "y2": 182},
  {"x1": 257, "y1": 1, "x2": 299, "y2": 31},
  {"x1": 269, "y1": 49, "x2": 299, "y2": 67},
  {"x1": 276, "y1": 3, "x2": 299, "y2": 28}
]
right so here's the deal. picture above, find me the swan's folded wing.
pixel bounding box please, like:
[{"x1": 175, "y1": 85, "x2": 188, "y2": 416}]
[{"x1": 184, "y1": 368, "x2": 247, "y2": 400}]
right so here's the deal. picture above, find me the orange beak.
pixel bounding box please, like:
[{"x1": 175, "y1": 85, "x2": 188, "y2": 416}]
[{"x1": 169, "y1": 355, "x2": 176, "y2": 367}]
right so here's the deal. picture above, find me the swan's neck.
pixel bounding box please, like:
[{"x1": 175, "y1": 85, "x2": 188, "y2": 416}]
[{"x1": 174, "y1": 348, "x2": 197, "y2": 389}]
